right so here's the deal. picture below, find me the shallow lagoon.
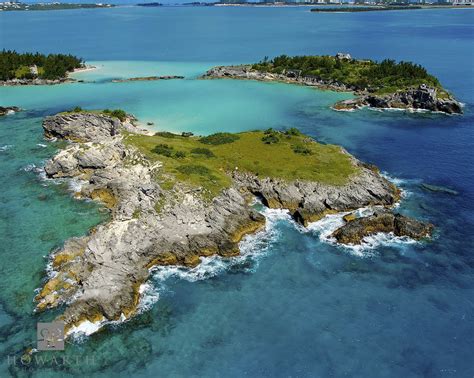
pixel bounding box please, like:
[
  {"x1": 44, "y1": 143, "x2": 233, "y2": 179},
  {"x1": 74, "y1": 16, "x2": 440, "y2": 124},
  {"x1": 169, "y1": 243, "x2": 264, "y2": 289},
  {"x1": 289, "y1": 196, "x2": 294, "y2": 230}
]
[{"x1": 0, "y1": 6, "x2": 473, "y2": 377}]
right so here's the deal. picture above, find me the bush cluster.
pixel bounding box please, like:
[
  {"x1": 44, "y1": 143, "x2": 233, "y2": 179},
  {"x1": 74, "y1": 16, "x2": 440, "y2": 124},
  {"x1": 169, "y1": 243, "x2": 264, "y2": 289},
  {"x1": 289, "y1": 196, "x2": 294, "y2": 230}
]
[
  {"x1": 199, "y1": 133, "x2": 240, "y2": 145},
  {"x1": 191, "y1": 148, "x2": 216, "y2": 158},
  {"x1": 262, "y1": 129, "x2": 280, "y2": 144},
  {"x1": 151, "y1": 144, "x2": 186, "y2": 159},
  {"x1": 284, "y1": 127, "x2": 301, "y2": 136},
  {"x1": 292, "y1": 145, "x2": 313, "y2": 155},
  {"x1": 103, "y1": 109, "x2": 127, "y2": 122}
]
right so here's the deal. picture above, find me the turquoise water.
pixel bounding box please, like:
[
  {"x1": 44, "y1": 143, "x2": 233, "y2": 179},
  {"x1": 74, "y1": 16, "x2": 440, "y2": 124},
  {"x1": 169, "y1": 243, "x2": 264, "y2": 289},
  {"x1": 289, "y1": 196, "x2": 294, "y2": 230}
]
[
  {"x1": 1, "y1": 6, "x2": 474, "y2": 377},
  {"x1": 3, "y1": 61, "x2": 351, "y2": 134}
]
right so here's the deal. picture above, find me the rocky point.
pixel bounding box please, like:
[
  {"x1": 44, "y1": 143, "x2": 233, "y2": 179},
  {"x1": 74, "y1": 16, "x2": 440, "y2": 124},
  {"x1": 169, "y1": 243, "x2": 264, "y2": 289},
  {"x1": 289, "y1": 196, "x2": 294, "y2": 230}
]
[{"x1": 36, "y1": 112, "x2": 434, "y2": 336}]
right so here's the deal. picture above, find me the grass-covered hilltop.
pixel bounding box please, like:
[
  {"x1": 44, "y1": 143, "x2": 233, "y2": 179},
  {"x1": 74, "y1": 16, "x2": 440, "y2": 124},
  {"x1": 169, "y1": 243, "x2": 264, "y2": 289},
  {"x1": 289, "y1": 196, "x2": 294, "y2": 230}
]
[
  {"x1": 0, "y1": 50, "x2": 83, "y2": 82},
  {"x1": 36, "y1": 110, "x2": 433, "y2": 337},
  {"x1": 204, "y1": 54, "x2": 462, "y2": 114},
  {"x1": 126, "y1": 128, "x2": 358, "y2": 199}
]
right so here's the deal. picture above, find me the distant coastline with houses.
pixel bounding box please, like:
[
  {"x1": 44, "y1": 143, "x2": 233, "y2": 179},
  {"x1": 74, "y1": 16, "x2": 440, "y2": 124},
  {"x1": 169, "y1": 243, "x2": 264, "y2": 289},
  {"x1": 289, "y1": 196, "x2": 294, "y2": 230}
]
[{"x1": 1, "y1": 0, "x2": 473, "y2": 10}]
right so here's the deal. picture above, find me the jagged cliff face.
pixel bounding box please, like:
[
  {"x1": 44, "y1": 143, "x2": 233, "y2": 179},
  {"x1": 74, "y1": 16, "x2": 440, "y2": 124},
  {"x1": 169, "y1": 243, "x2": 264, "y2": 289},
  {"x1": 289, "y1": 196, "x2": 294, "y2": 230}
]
[
  {"x1": 203, "y1": 66, "x2": 462, "y2": 114},
  {"x1": 232, "y1": 168, "x2": 398, "y2": 227},
  {"x1": 36, "y1": 113, "x2": 418, "y2": 335}
]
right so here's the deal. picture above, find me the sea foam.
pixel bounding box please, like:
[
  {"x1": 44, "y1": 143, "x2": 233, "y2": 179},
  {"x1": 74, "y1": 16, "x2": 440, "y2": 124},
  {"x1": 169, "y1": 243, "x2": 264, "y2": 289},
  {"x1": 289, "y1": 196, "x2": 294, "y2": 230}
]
[
  {"x1": 65, "y1": 206, "x2": 291, "y2": 339},
  {"x1": 148, "y1": 206, "x2": 289, "y2": 284},
  {"x1": 68, "y1": 176, "x2": 418, "y2": 337},
  {"x1": 22, "y1": 163, "x2": 42, "y2": 173},
  {"x1": 305, "y1": 207, "x2": 419, "y2": 257}
]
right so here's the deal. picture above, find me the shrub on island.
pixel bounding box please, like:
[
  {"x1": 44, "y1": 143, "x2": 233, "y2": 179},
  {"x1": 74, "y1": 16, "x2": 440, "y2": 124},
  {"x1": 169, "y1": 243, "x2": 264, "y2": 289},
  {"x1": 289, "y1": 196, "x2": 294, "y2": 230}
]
[
  {"x1": 191, "y1": 148, "x2": 216, "y2": 158},
  {"x1": 152, "y1": 144, "x2": 174, "y2": 157},
  {"x1": 199, "y1": 133, "x2": 240, "y2": 145},
  {"x1": 285, "y1": 128, "x2": 302, "y2": 136},
  {"x1": 103, "y1": 109, "x2": 127, "y2": 122},
  {"x1": 292, "y1": 145, "x2": 313, "y2": 155},
  {"x1": 262, "y1": 129, "x2": 280, "y2": 144},
  {"x1": 176, "y1": 164, "x2": 212, "y2": 176},
  {"x1": 152, "y1": 143, "x2": 187, "y2": 159}
]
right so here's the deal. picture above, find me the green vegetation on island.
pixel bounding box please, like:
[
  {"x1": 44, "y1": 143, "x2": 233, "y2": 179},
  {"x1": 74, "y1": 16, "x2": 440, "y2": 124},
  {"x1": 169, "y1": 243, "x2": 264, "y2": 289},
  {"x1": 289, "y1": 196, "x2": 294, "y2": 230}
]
[
  {"x1": 61, "y1": 107, "x2": 129, "y2": 122},
  {"x1": 251, "y1": 55, "x2": 445, "y2": 96},
  {"x1": 0, "y1": 50, "x2": 83, "y2": 81},
  {"x1": 126, "y1": 129, "x2": 358, "y2": 198}
]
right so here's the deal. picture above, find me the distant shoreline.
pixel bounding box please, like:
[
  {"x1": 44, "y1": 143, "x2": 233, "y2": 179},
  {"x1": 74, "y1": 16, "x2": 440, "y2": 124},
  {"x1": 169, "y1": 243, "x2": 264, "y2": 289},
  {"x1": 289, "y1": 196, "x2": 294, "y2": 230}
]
[
  {"x1": 1, "y1": 3, "x2": 471, "y2": 12},
  {"x1": 310, "y1": 4, "x2": 473, "y2": 12},
  {"x1": 212, "y1": 3, "x2": 473, "y2": 10},
  {"x1": 0, "y1": 3, "x2": 114, "y2": 12}
]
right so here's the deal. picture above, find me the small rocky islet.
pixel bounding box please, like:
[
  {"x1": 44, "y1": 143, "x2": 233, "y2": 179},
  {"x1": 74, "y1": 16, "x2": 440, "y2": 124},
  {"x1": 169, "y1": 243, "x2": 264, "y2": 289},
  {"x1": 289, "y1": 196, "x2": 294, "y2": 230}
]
[
  {"x1": 35, "y1": 111, "x2": 433, "y2": 336},
  {"x1": 0, "y1": 106, "x2": 21, "y2": 116},
  {"x1": 203, "y1": 54, "x2": 462, "y2": 114},
  {"x1": 111, "y1": 75, "x2": 185, "y2": 83}
]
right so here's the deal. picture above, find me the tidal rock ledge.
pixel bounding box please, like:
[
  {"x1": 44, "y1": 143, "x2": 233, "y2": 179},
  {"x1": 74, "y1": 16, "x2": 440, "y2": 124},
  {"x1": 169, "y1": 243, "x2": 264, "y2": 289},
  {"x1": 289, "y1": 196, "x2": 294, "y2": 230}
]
[
  {"x1": 36, "y1": 112, "x2": 422, "y2": 335},
  {"x1": 332, "y1": 210, "x2": 434, "y2": 244},
  {"x1": 333, "y1": 85, "x2": 462, "y2": 114}
]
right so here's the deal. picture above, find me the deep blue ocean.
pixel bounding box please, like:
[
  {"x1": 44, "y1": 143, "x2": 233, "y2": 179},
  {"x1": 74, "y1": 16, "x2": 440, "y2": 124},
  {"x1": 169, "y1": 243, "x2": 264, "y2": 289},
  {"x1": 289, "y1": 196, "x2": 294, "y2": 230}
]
[{"x1": 0, "y1": 6, "x2": 473, "y2": 377}]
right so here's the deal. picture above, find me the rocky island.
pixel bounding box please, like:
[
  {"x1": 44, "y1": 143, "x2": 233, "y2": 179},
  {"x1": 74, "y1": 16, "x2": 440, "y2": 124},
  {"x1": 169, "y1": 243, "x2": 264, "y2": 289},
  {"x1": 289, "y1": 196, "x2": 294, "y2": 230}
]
[
  {"x1": 36, "y1": 111, "x2": 433, "y2": 336},
  {"x1": 203, "y1": 54, "x2": 462, "y2": 114},
  {"x1": 111, "y1": 75, "x2": 185, "y2": 83},
  {"x1": 0, "y1": 106, "x2": 21, "y2": 116}
]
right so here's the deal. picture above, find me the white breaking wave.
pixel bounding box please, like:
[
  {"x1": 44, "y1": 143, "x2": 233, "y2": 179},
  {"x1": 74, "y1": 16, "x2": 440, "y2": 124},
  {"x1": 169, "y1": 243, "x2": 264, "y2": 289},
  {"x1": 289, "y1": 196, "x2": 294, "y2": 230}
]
[
  {"x1": 0, "y1": 144, "x2": 13, "y2": 152},
  {"x1": 380, "y1": 171, "x2": 418, "y2": 200},
  {"x1": 68, "y1": 178, "x2": 87, "y2": 194},
  {"x1": 305, "y1": 207, "x2": 420, "y2": 257},
  {"x1": 67, "y1": 319, "x2": 105, "y2": 339},
  {"x1": 149, "y1": 207, "x2": 290, "y2": 284},
  {"x1": 380, "y1": 171, "x2": 407, "y2": 187},
  {"x1": 65, "y1": 207, "x2": 291, "y2": 340},
  {"x1": 137, "y1": 282, "x2": 160, "y2": 313},
  {"x1": 22, "y1": 163, "x2": 42, "y2": 173},
  {"x1": 366, "y1": 106, "x2": 461, "y2": 116},
  {"x1": 65, "y1": 176, "x2": 420, "y2": 338},
  {"x1": 139, "y1": 207, "x2": 291, "y2": 309},
  {"x1": 306, "y1": 211, "x2": 349, "y2": 240}
]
